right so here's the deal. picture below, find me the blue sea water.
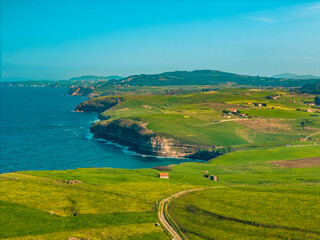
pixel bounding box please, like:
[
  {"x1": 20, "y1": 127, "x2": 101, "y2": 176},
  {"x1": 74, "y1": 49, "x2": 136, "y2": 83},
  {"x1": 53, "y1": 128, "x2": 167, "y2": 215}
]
[{"x1": 0, "y1": 86, "x2": 194, "y2": 173}]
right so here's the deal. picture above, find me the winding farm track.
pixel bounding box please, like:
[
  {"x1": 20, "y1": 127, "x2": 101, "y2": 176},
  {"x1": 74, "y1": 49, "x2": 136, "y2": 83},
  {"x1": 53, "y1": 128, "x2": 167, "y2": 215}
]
[{"x1": 158, "y1": 186, "x2": 224, "y2": 240}]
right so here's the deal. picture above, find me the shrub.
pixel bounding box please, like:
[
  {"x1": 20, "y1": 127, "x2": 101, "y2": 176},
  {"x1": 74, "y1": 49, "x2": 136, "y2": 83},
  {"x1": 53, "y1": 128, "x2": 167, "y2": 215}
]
[{"x1": 152, "y1": 166, "x2": 172, "y2": 171}]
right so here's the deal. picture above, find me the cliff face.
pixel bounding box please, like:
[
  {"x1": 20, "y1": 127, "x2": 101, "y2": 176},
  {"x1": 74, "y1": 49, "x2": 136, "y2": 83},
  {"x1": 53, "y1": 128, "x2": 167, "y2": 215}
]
[
  {"x1": 75, "y1": 96, "x2": 124, "y2": 113},
  {"x1": 76, "y1": 97, "x2": 221, "y2": 160},
  {"x1": 68, "y1": 86, "x2": 94, "y2": 98},
  {"x1": 90, "y1": 119, "x2": 199, "y2": 157}
]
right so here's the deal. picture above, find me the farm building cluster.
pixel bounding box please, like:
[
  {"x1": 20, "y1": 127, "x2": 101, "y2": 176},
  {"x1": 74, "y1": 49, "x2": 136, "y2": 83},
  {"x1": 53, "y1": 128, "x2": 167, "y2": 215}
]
[
  {"x1": 221, "y1": 109, "x2": 250, "y2": 118},
  {"x1": 203, "y1": 171, "x2": 219, "y2": 181}
]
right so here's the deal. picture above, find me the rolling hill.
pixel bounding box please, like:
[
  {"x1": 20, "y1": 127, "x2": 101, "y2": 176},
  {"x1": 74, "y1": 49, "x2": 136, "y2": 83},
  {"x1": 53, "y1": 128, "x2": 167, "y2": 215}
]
[{"x1": 107, "y1": 70, "x2": 320, "y2": 87}]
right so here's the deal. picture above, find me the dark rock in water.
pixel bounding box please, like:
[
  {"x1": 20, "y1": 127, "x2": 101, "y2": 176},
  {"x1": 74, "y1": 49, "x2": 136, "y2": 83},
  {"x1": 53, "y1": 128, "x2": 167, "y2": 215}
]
[
  {"x1": 187, "y1": 150, "x2": 222, "y2": 161},
  {"x1": 68, "y1": 86, "x2": 94, "y2": 97}
]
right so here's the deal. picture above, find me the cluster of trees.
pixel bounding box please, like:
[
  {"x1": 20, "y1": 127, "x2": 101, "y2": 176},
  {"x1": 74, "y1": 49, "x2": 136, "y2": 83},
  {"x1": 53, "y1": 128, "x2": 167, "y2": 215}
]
[{"x1": 301, "y1": 82, "x2": 320, "y2": 94}]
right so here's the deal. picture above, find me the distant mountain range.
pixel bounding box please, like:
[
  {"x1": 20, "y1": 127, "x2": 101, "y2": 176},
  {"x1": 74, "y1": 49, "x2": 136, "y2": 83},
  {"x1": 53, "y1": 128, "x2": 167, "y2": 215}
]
[
  {"x1": 272, "y1": 73, "x2": 319, "y2": 79},
  {"x1": 68, "y1": 75, "x2": 123, "y2": 81},
  {"x1": 0, "y1": 77, "x2": 56, "y2": 82},
  {"x1": 106, "y1": 70, "x2": 319, "y2": 87},
  {"x1": 1, "y1": 75, "x2": 123, "y2": 82},
  {"x1": 3, "y1": 71, "x2": 320, "y2": 88}
]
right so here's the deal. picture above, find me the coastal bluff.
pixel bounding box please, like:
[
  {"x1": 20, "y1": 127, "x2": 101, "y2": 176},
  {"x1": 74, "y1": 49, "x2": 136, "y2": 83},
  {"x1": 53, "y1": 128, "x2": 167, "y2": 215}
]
[
  {"x1": 90, "y1": 119, "x2": 199, "y2": 158},
  {"x1": 74, "y1": 96, "x2": 214, "y2": 158}
]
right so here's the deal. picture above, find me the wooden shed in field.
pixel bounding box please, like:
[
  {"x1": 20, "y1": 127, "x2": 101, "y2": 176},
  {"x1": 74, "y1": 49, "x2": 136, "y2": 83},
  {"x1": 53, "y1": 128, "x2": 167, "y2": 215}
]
[
  {"x1": 159, "y1": 173, "x2": 169, "y2": 179},
  {"x1": 210, "y1": 175, "x2": 219, "y2": 181}
]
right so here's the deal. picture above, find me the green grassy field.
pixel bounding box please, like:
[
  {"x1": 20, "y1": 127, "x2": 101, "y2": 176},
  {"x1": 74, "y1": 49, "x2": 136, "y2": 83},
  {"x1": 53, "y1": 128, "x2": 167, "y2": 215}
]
[
  {"x1": 84, "y1": 88, "x2": 320, "y2": 151},
  {"x1": 168, "y1": 185, "x2": 320, "y2": 240},
  {"x1": 1, "y1": 145, "x2": 319, "y2": 239}
]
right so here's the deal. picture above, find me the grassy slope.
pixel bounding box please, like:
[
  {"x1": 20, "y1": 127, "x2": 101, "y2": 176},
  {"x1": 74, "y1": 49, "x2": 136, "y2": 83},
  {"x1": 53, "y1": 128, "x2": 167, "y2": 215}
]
[
  {"x1": 1, "y1": 145, "x2": 320, "y2": 239},
  {"x1": 93, "y1": 89, "x2": 320, "y2": 150},
  {"x1": 166, "y1": 146, "x2": 320, "y2": 239},
  {"x1": 168, "y1": 185, "x2": 320, "y2": 240}
]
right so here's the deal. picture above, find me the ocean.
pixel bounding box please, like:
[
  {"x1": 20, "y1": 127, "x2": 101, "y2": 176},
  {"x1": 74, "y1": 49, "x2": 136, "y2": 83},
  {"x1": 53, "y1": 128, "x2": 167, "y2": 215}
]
[{"x1": 0, "y1": 86, "x2": 193, "y2": 173}]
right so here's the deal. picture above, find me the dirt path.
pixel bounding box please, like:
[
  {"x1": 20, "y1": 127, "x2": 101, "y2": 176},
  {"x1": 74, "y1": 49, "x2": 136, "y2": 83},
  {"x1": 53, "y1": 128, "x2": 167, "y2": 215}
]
[
  {"x1": 303, "y1": 131, "x2": 320, "y2": 141},
  {"x1": 194, "y1": 118, "x2": 247, "y2": 126},
  {"x1": 158, "y1": 186, "x2": 224, "y2": 240},
  {"x1": 195, "y1": 118, "x2": 296, "y2": 127}
]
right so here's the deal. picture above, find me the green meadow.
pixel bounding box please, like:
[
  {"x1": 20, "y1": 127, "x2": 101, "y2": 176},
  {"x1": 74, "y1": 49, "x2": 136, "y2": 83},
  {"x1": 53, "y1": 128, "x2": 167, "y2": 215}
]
[
  {"x1": 1, "y1": 145, "x2": 319, "y2": 239},
  {"x1": 168, "y1": 185, "x2": 320, "y2": 240},
  {"x1": 87, "y1": 88, "x2": 320, "y2": 150}
]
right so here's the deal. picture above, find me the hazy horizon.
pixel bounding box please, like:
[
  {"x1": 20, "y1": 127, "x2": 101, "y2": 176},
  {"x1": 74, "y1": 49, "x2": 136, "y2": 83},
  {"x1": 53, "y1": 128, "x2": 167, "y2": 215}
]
[{"x1": 1, "y1": 0, "x2": 320, "y2": 80}]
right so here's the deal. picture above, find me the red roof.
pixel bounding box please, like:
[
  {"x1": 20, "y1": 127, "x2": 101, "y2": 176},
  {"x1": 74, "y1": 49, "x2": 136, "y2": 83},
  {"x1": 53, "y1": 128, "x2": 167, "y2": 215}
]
[{"x1": 159, "y1": 173, "x2": 169, "y2": 176}]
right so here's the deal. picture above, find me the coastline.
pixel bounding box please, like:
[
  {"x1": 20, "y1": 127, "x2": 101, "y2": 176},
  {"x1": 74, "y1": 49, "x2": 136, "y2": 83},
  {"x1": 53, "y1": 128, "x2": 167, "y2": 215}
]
[
  {"x1": 1, "y1": 86, "x2": 198, "y2": 174},
  {"x1": 75, "y1": 95, "x2": 222, "y2": 161}
]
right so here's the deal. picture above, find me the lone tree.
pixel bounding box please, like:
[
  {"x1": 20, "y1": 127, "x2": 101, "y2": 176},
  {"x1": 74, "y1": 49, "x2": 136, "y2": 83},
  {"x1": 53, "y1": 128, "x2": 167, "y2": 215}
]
[{"x1": 315, "y1": 96, "x2": 320, "y2": 105}]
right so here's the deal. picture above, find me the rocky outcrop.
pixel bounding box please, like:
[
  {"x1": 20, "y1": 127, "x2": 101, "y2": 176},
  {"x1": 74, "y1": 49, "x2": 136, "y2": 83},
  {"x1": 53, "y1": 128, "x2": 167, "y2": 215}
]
[
  {"x1": 68, "y1": 86, "x2": 94, "y2": 97},
  {"x1": 90, "y1": 119, "x2": 200, "y2": 158},
  {"x1": 75, "y1": 96, "x2": 124, "y2": 113}
]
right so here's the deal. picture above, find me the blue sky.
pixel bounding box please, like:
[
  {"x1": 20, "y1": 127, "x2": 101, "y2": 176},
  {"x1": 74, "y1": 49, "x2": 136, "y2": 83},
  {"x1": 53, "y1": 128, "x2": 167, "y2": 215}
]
[{"x1": 1, "y1": 0, "x2": 320, "y2": 80}]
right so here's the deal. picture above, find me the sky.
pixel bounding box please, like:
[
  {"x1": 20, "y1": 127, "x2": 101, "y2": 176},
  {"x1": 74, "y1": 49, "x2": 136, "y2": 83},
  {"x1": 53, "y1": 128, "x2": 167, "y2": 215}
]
[{"x1": 1, "y1": 0, "x2": 320, "y2": 80}]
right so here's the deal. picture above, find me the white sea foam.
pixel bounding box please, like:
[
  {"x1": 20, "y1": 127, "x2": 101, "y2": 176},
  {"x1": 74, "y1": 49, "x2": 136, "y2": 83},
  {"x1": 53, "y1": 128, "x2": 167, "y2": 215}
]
[
  {"x1": 91, "y1": 136, "x2": 194, "y2": 160},
  {"x1": 89, "y1": 118, "x2": 99, "y2": 123},
  {"x1": 85, "y1": 131, "x2": 94, "y2": 140}
]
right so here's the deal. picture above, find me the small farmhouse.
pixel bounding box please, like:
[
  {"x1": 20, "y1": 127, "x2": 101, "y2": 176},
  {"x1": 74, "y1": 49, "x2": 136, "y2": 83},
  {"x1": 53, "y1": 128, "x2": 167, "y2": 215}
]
[{"x1": 159, "y1": 173, "x2": 169, "y2": 179}]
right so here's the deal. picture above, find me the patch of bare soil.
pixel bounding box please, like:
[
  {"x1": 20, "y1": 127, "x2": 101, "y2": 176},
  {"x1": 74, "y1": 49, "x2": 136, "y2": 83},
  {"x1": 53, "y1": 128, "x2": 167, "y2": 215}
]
[
  {"x1": 143, "y1": 105, "x2": 152, "y2": 109},
  {"x1": 117, "y1": 108, "x2": 129, "y2": 111},
  {"x1": 202, "y1": 102, "x2": 247, "y2": 110},
  {"x1": 270, "y1": 157, "x2": 320, "y2": 168},
  {"x1": 238, "y1": 119, "x2": 291, "y2": 132},
  {"x1": 249, "y1": 89, "x2": 263, "y2": 92}
]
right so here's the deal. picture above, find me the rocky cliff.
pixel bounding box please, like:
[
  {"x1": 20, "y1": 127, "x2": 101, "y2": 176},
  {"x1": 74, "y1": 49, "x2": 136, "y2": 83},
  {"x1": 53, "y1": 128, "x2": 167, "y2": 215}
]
[
  {"x1": 68, "y1": 86, "x2": 95, "y2": 98},
  {"x1": 90, "y1": 119, "x2": 200, "y2": 157},
  {"x1": 75, "y1": 96, "x2": 124, "y2": 113},
  {"x1": 76, "y1": 97, "x2": 221, "y2": 160}
]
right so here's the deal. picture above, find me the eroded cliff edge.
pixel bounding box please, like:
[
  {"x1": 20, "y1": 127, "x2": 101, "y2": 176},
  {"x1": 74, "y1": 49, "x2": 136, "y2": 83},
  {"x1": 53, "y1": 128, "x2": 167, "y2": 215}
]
[
  {"x1": 75, "y1": 96, "x2": 222, "y2": 159},
  {"x1": 90, "y1": 119, "x2": 200, "y2": 157}
]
